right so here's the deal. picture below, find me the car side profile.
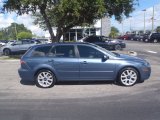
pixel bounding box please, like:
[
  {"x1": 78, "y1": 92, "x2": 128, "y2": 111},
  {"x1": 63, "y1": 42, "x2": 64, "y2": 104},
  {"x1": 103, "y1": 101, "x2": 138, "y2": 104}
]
[
  {"x1": 1, "y1": 39, "x2": 39, "y2": 55},
  {"x1": 149, "y1": 33, "x2": 160, "y2": 43},
  {"x1": 80, "y1": 35, "x2": 126, "y2": 50},
  {"x1": 18, "y1": 42, "x2": 151, "y2": 88}
]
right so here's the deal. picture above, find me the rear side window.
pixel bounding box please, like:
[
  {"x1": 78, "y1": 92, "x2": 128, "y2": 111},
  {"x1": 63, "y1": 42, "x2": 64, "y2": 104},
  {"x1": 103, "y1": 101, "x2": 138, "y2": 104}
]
[
  {"x1": 50, "y1": 45, "x2": 75, "y2": 58},
  {"x1": 31, "y1": 46, "x2": 52, "y2": 57}
]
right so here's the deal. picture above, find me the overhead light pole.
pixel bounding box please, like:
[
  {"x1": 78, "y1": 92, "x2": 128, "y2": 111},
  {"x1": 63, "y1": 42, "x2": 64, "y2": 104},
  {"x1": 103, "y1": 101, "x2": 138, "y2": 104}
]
[
  {"x1": 151, "y1": 6, "x2": 155, "y2": 33},
  {"x1": 142, "y1": 9, "x2": 146, "y2": 34},
  {"x1": 129, "y1": 16, "x2": 132, "y2": 33}
]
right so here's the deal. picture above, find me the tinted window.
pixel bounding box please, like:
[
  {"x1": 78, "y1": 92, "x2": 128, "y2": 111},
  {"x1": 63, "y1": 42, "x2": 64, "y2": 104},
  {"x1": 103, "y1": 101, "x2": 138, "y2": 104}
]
[
  {"x1": 78, "y1": 45, "x2": 104, "y2": 58},
  {"x1": 31, "y1": 46, "x2": 52, "y2": 57},
  {"x1": 22, "y1": 40, "x2": 30, "y2": 44},
  {"x1": 50, "y1": 45, "x2": 75, "y2": 58},
  {"x1": 85, "y1": 36, "x2": 99, "y2": 43},
  {"x1": 14, "y1": 41, "x2": 22, "y2": 45}
]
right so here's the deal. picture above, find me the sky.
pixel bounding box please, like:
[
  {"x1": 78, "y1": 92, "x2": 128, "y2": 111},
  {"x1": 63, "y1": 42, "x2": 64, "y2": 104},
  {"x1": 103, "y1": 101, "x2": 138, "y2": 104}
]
[
  {"x1": 0, "y1": 0, "x2": 160, "y2": 36},
  {"x1": 111, "y1": 0, "x2": 160, "y2": 33}
]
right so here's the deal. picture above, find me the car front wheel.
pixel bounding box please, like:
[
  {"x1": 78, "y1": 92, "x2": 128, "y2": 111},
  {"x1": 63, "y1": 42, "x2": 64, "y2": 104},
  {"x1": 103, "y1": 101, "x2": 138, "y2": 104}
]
[
  {"x1": 118, "y1": 67, "x2": 139, "y2": 86},
  {"x1": 35, "y1": 70, "x2": 56, "y2": 88}
]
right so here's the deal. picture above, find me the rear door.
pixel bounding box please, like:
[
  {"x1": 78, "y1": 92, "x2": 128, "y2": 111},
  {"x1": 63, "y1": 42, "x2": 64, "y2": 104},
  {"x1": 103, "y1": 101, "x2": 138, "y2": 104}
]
[
  {"x1": 10, "y1": 41, "x2": 22, "y2": 52},
  {"x1": 49, "y1": 45, "x2": 79, "y2": 81}
]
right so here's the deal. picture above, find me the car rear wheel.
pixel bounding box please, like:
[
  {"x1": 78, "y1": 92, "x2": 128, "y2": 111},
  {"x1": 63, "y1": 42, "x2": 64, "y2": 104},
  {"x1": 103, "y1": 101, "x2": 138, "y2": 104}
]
[
  {"x1": 118, "y1": 67, "x2": 139, "y2": 86},
  {"x1": 3, "y1": 49, "x2": 11, "y2": 56},
  {"x1": 35, "y1": 70, "x2": 56, "y2": 88},
  {"x1": 115, "y1": 45, "x2": 122, "y2": 51}
]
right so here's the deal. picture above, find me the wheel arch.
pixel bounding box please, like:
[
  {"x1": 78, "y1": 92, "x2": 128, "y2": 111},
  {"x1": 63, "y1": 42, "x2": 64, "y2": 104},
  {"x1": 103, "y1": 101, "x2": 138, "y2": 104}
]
[
  {"x1": 34, "y1": 67, "x2": 58, "y2": 82},
  {"x1": 117, "y1": 66, "x2": 141, "y2": 82}
]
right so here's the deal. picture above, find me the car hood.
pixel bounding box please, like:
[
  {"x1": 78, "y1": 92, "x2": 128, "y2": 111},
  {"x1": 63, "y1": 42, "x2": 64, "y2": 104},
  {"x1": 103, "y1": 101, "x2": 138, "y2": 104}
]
[{"x1": 116, "y1": 53, "x2": 145, "y2": 62}]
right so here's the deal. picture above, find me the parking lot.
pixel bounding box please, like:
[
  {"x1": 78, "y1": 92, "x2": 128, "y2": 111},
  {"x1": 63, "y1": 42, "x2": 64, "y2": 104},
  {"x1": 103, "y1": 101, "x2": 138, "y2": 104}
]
[{"x1": 0, "y1": 41, "x2": 160, "y2": 120}]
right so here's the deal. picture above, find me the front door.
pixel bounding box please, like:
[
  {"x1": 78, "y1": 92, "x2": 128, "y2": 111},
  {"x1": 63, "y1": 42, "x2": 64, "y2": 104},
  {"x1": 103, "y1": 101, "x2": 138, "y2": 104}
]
[{"x1": 77, "y1": 45, "x2": 116, "y2": 80}]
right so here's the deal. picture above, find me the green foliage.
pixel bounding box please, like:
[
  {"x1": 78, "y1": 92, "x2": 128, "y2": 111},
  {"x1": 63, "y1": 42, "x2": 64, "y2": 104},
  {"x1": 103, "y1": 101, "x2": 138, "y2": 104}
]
[
  {"x1": 0, "y1": 23, "x2": 32, "y2": 40},
  {"x1": 156, "y1": 26, "x2": 160, "y2": 33},
  {"x1": 109, "y1": 26, "x2": 119, "y2": 38},
  {"x1": 17, "y1": 32, "x2": 32, "y2": 40},
  {"x1": 2, "y1": 0, "x2": 137, "y2": 41}
]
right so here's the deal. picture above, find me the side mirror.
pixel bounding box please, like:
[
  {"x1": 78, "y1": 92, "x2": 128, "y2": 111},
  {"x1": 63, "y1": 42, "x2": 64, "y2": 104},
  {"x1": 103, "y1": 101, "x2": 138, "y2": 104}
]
[{"x1": 102, "y1": 55, "x2": 109, "y2": 62}]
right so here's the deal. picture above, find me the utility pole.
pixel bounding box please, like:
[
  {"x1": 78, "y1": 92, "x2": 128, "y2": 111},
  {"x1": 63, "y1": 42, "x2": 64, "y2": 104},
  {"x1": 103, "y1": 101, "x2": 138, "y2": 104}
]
[
  {"x1": 129, "y1": 16, "x2": 132, "y2": 32},
  {"x1": 142, "y1": 9, "x2": 146, "y2": 34},
  {"x1": 152, "y1": 6, "x2": 155, "y2": 33},
  {"x1": 14, "y1": 23, "x2": 18, "y2": 40}
]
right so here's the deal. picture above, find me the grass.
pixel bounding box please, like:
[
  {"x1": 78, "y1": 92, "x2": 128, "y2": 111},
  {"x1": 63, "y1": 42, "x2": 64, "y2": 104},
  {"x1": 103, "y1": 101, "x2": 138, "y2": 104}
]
[{"x1": 0, "y1": 55, "x2": 22, "y2": 60}]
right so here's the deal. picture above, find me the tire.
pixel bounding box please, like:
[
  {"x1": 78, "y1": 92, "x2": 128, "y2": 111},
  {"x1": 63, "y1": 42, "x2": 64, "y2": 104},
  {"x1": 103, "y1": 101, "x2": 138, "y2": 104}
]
[
  {"x1": 3, "y1": 48, "x2": 11, "y2": 56},
  {"x1": 153, "y1": 39, "x2": 158, "y2": 43},
  {"x1": 115, "y1": 45, "x2": 122, "y2": 51},
  {"x1": 145, "y1": 39, "x2": 148, "y2": 42},
  {"x1": 118, "y1": 67, "x2": 139, "y2": 86},
  {"x1": 35, "y1": 69, "x2": 56, "y2": 88}
]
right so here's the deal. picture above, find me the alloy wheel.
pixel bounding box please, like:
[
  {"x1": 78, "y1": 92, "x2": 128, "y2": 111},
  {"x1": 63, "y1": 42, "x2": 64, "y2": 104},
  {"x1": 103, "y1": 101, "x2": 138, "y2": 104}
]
[
  {"x1": 36, "y1": 70, "x2": 55, "y2": 88},
  {"x1": 119, "y1": 68, "x2": 138, "y2": 86}
]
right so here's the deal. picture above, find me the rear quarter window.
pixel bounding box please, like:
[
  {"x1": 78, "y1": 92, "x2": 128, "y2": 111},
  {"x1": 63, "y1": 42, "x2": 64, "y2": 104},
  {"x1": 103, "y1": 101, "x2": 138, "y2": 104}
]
[{"x1": 30, "y1": 45, "x2": 52, "y2": 57}]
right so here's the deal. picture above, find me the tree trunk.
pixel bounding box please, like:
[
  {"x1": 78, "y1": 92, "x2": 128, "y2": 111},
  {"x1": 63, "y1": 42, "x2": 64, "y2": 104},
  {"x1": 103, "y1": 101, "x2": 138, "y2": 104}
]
[
  {"x1": 56, "y1": 27, "x2": 63, "y2": 42},
  {"x1": 39, "y1": 7, "x2": 56, "y2": 43}
]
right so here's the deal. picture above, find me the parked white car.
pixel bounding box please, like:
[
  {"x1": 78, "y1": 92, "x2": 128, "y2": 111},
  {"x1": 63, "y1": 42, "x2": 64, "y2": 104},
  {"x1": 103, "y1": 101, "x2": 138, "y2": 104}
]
[{"x1": 0, "y1": 40, "x2": 39, "y2": 55}]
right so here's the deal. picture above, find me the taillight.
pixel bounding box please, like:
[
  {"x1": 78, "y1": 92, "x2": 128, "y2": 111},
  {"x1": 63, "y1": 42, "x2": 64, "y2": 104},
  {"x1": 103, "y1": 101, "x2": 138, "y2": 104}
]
[{"x1": 20, "y1": 60, "x2": 25, "y2": 64}]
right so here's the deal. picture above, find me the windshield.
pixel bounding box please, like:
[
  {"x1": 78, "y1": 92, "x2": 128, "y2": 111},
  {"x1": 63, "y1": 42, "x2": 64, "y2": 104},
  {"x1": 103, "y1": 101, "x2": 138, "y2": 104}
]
[{"x1": 90, "y1": 43, "x2": 117, "y2": 57}]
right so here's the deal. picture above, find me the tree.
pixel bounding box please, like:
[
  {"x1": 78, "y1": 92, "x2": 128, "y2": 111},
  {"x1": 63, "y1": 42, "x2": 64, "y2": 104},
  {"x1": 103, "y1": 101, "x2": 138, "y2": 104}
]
[
  {"x1": 2, "y1": 0, "x2": 137, "y2": 42},
  {"x1": 109, "y1": 26, "x2": 119, "y2": 38},
  {"x1": 156, "y1": 26, "x2": 160, "y2": 33},
  {"x1": 0, "y1": 32, "x2": 3, "y2": 40},
  {"x1": 0, "y1": 23, "x2": 32, "y2": 40},
  {"x1": 17, "y1": 32, "x2": 32, "y2": 40}
]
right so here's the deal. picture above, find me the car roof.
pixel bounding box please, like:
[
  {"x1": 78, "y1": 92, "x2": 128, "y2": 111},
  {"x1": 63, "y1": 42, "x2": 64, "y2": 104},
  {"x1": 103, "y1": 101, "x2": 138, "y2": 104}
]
[{"x1": 32, "y1": 42, "x2": 94, "y2": 48}]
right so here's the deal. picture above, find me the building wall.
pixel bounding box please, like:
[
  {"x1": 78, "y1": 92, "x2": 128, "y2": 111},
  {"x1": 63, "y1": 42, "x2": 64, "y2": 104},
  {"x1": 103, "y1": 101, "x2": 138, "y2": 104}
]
[
  {"x1": 45, "y1": 17, "x2": 111, "y2": 40},
  {"x1": 101, "y1": 16, "x2": 111, "y2": 36}
]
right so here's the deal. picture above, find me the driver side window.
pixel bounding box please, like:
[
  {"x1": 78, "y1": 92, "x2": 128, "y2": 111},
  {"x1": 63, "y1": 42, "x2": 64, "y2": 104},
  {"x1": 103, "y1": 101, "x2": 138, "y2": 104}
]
[{"x1": 77, "y1": 45, "x2": 104, "y2": 58}]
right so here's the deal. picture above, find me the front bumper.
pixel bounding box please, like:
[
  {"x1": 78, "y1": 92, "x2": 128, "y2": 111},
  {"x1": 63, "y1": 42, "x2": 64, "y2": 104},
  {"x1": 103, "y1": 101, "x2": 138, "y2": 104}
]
[{"x1": 140, "y1": 66, "x2": 151, "y2": 81}]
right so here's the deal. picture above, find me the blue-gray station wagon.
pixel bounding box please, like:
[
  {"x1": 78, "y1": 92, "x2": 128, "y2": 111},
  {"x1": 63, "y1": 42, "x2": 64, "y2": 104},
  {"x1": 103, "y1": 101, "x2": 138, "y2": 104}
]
[{"x1": 18, "y1": 42, "x2": 151, "y2": 88}]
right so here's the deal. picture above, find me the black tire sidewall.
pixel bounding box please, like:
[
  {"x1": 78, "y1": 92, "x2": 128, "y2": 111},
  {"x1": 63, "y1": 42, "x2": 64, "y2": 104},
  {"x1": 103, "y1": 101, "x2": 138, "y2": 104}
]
[
  {"x1": 115, "y1": 45, "x2": 122, "y2": 51},
  {"x1": 4, "y1": 49, "x2": 11, "y2": 56}
]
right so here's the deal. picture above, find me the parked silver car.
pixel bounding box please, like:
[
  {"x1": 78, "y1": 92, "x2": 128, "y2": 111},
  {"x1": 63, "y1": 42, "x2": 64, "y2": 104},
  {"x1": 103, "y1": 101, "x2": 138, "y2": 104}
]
[{"x1": 0, "y1": 40, "x2": 38, "y2": 55}]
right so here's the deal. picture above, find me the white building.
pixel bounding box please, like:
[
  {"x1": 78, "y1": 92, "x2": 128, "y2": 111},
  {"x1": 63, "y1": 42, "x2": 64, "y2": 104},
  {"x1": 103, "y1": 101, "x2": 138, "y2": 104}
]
[{"x1": 45, "y1": 16, "x2": 111, "y2": 41}]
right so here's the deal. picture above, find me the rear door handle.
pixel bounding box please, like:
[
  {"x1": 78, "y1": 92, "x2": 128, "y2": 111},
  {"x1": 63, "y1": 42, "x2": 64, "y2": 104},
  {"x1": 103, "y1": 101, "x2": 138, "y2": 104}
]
[{"x1": 81, "y1": 61, "x2": 87, "y2": 64}]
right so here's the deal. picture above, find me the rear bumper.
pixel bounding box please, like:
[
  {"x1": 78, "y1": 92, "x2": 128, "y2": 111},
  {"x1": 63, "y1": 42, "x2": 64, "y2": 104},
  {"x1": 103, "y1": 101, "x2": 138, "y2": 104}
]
[{"x1": 18, "y1": 68, "x2": 34, "y2": 81}]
